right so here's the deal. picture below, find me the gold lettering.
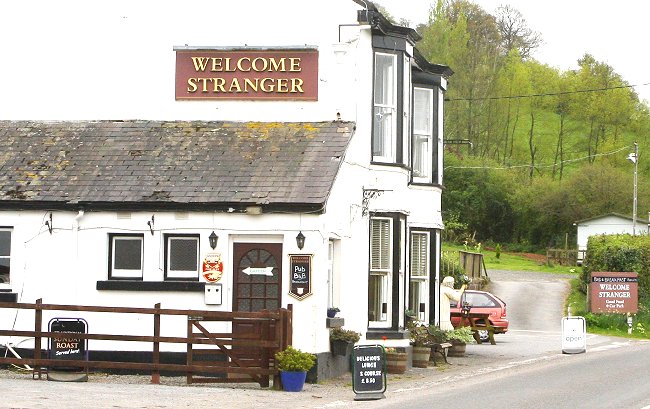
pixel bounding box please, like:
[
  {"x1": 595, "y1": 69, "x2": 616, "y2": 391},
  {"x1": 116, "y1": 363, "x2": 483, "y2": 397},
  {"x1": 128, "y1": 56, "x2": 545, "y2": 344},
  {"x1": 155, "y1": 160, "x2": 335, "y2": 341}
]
[
  {"x1": 229, "y1": 78, "x2": 242, "y2": 93},
  {"x1": 252, "y1": 57, "x2": 268, "y2": 72},
  {"x1": 291, "y1": 78, "x2": 304, "y2": 93},
  {"x1": 268, "y1": 58, "x2": 286, "y2": 72},
  {"x1": 277, "y1": 78, "x2": 289, "y2": 93},
  {"x1": 210, "y1": 58, "x2": 223, "y2": 72},
  {"x1": 289, "y1": 58, "x2": 301, "y2": 72},
  {"x1": 199, "y1": 78, "x2": 210, "y2": 92},
  {"x1": 244, "y1": 78, "x2": 258, "y2": 92},
  {"x1": 224, "y1": 58, "x2": 237, "y2": 72},
  {"x1": 191, "y1": 57, "x2": 209, "y2": 72},
  {"x1": 187, "y1": 78, "x2": 198, "y2": 92},
  {"x1": 260, "y1": 77, "x2": 275, "y2": 92},
  {"x1": 213, "y1": 78, "x2": 226, "y2": 92},
  {"x1": 237, "y1": 57, "x2": 251, "y2": 72}
]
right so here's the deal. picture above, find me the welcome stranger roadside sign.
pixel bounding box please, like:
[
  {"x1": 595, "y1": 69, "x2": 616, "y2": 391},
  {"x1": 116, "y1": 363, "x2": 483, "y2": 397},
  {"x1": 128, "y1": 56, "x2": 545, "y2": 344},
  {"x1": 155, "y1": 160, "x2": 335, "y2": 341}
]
[{"x1": 589, "y1": 272, "x2": 639, "y2": 313}]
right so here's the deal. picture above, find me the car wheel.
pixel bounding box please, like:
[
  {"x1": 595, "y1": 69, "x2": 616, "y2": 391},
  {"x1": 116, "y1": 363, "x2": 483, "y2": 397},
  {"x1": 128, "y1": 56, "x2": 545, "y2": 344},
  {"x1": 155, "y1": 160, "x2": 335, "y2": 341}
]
[{"x1": 477, "y1": 330, "x2": 489, "y2": 342}]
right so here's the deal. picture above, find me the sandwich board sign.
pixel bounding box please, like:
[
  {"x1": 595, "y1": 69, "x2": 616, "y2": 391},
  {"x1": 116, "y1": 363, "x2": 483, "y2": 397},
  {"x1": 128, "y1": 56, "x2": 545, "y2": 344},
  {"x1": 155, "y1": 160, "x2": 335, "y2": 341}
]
[
  {"x1": 352, "y1": 345, "x2": 386, "y2": 401},
  {"x1": 561, "y1": 316, "x2": 586, "y2": 354}
]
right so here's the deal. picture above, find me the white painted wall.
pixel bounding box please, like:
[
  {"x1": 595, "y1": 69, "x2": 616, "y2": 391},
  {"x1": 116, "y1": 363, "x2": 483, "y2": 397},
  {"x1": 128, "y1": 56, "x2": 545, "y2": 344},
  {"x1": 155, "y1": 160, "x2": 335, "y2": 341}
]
[
  {"x1": 577, "y1": 214, "x2": 649, "y2": 259},
  {"x1": 0, "y1": 0, "x2": 445, "y2": 355}
]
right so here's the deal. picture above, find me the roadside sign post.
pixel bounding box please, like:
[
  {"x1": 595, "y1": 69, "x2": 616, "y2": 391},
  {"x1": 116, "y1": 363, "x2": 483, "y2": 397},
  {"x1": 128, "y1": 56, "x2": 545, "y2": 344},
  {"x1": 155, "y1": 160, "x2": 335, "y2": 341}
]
[
  {"x1": 561, "y1": 316, "x2": 586, "y2": 354},
  {"x1": 352, "y1": 345, "x2": 386, "y2": 401}
]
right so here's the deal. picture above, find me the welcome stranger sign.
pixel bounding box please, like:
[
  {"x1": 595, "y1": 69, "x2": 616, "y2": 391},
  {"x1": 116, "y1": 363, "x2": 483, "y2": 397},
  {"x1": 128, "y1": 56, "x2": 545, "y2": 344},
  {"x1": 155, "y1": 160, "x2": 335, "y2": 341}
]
[
  {"x1": 175, "y1": 48, "x2": 318, "y2": 100},
  {"x1": 589, "y1": 272, "x2": 639, "y2": 313}
]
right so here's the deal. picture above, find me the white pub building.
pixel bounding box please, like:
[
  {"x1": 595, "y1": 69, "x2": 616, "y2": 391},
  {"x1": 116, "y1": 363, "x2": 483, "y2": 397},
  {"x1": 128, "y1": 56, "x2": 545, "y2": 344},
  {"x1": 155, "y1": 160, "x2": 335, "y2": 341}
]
[{"x1": 0, "y1": 0, "x2": 452, "y2": 380}]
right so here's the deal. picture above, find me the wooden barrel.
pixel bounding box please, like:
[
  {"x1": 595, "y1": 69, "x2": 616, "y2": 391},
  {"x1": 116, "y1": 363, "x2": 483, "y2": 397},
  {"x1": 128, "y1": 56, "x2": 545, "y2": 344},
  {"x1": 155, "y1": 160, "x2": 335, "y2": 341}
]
[
  {"x1": 385, "y1": 351, "x2": 407, "y2": 374},
  {"x1": 411, "y1": 346, "x2": 431, "y2": 368}
]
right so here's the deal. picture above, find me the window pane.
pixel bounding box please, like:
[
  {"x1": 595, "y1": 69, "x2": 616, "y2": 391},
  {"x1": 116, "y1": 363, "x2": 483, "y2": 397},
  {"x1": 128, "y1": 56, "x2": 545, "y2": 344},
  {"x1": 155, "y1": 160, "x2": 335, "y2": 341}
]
[
  {"x1": 170, "y1": 238, "x2": 198, "y2": 271},
  {"x1": 373, "y1": 53, "x2": 396, "y2": 161},
  {"x1": 368, "y1": 275, "x2": 385, "y2": 322},
  {"x1": 0, "y1": 231, "x2": 11, "y2": 256},
  {"x1": 413, "y1": 88, "x2": 433, "y2": 178},
  {"x1": 374, "y1": 54, "x2": 394, "y2": 105},
  {"x1": 114, "y1": 238, "x2": 142, "y2": 270},
  {"x1": 413, "y1": 88, "x2": 432, "y2": 134},
  {"x1": 409, "y1": 281, "x2": 421, "y2": 312}
]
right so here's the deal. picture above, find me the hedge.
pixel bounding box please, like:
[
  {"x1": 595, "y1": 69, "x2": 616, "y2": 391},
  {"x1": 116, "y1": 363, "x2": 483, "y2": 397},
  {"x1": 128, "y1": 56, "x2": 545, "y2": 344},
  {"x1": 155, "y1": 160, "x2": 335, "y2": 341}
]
[{"x1": 581, "y1": 234, "x2": 649, "y2": 298}]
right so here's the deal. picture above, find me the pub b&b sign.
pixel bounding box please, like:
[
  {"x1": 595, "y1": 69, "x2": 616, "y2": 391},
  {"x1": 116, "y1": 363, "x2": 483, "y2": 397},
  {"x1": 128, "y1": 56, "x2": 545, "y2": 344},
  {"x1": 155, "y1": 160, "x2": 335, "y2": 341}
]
[
  {"x1": 589, "y1": 272, "x2": 639, "y2": 313},
  {"x1": 289, "y1": 254, "x2": 312, "y2": 300}
]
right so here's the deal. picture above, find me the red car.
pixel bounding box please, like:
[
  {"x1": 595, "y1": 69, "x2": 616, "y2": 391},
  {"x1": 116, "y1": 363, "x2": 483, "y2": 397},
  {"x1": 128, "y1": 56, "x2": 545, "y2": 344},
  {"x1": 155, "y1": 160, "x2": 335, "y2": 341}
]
[{"x1": 450, "y1": 290, "x2": 509, "y2": 340}]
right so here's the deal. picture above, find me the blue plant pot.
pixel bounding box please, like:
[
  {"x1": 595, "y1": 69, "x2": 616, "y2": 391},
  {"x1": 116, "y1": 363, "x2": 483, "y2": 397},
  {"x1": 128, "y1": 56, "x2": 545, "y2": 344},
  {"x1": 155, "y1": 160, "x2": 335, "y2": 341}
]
[{"x1": 280, "y1": 371, "x2": 307, "y2": 392}]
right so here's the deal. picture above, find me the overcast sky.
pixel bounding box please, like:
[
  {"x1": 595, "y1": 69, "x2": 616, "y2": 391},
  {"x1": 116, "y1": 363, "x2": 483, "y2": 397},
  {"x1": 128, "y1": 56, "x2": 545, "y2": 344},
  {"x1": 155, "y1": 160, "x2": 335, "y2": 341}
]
[{"x1": 376, "y1": 0, "x2": 650, "y2": 103}]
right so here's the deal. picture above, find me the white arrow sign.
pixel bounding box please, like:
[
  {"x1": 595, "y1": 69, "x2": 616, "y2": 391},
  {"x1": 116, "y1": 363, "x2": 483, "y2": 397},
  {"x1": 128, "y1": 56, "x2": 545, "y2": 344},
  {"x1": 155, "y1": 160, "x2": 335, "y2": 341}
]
[{"x1": 243, "y1": 267, "x2": 274, "y2": 276}]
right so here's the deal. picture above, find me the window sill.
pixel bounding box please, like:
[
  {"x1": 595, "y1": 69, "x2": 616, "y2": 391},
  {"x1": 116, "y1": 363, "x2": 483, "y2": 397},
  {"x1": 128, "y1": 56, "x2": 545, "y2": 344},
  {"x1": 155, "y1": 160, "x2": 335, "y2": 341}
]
[
  {"x1": 365, "y1": 329, "x2": 410, "y2": 340},
  {"x1": 96, "y1": 280, "x2": 205, "y2": 292}
]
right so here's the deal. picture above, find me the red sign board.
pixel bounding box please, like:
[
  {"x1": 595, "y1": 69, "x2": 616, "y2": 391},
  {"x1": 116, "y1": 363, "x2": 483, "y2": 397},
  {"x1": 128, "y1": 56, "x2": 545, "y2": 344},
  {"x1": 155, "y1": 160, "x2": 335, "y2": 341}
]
[
  {"x1": 589, "y1": 272, "x2": 639, "y2": 313},
  {"x1": 175, "y1": 49, "x2": 318, "y2": 100}
]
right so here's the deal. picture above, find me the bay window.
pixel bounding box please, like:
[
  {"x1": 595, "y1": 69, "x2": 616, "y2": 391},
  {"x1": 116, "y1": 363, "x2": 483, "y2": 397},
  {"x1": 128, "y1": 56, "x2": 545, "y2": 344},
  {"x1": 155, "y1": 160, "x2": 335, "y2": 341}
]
[
  {"x1": 373, "y1": 53, "x2": 397, "y2": 163},
  {"x1": 413, "y1": 87, "x2": 434, "y2": 183}
]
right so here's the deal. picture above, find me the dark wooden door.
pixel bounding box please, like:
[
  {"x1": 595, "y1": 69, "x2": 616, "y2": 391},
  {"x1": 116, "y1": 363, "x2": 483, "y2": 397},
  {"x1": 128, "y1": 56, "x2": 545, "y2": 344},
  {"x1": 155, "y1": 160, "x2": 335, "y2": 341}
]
[{"x1": 231, "y1": 243, "x2": 283, "y2": 375}]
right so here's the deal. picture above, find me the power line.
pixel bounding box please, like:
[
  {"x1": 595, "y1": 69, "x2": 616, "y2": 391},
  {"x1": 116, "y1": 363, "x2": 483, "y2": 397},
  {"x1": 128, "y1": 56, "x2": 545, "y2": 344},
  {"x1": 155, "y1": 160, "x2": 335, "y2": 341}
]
[
  {"x1": 444, "y1": 145, "x2": 631, "y2": 171},
  {"x1": 445, "y1": 82, "x2": 650, "y2": 102}
]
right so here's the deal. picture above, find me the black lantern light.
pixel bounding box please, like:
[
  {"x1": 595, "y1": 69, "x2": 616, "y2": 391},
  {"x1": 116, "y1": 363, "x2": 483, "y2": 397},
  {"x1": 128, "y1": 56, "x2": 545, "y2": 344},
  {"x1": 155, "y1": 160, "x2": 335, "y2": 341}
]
[
  {"x1": 209, "y1": 231, "x2": 218, "y2": 250},
  {"x1": 296, "y1": 231, "x2": 305, "y2": 250}
]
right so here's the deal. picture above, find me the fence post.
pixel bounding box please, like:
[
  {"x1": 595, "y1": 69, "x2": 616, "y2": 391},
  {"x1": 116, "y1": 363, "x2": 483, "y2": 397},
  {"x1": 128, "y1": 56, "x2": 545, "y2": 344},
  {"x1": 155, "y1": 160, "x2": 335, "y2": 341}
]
[
  {"x1": 186, "y1": 317, "x2": 193, "y2": 384},
  {"x1": 33, "y1": 298, "x2": 43, "y2": 379},
  {"x1": 151, "y1": 302, "x2": 161, "y2": 385}
]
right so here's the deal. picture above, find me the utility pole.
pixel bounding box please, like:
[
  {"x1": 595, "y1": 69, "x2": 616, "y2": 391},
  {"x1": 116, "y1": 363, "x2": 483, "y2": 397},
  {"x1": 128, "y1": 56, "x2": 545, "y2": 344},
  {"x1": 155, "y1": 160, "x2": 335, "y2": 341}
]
[{"x1": 628, "y1": 143, "x2": 639, "y2": 235}]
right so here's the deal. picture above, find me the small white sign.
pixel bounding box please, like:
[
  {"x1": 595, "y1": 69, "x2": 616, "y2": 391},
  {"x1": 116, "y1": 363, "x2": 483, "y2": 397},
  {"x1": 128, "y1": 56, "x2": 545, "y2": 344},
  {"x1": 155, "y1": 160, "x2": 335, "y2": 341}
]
[
  {"x1": 561, "y1": 316, "x2": 587, "y2": 354},
  {"x1": 242, "y1": 266, "x2": 274, "y2": 276}
]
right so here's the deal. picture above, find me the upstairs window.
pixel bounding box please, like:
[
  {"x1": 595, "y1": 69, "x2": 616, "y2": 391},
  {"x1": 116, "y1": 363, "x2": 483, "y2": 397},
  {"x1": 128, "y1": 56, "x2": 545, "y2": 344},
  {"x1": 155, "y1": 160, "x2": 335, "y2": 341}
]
[
  {"x1": 165, "y1": 234, "x2": 199, "y2": 280},
  {"x1": 109, "y1": 234, "x2": 144, "y2": 279},
  {"x1": 413, "y1": 87, "x2": 434, "y2": 183},
  {"x1": 373, "y1": 52, "x2": 397, "y2": 163},
  {"x1": 0, "y1": 229, "x2": 11, "y2": 285}
]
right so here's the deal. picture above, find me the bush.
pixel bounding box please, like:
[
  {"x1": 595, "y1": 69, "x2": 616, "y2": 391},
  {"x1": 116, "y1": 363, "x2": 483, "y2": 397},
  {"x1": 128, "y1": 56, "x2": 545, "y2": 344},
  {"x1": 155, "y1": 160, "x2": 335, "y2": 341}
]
[
  {"x1": 444, "y1": 326, "x2": 475, "y2": 344},
  {"x1": 329, "y1": 327, "x2": 360, "y2": 343},
  {"x1": 275, "y1": 346, "x2": 316, "y2": 372}
]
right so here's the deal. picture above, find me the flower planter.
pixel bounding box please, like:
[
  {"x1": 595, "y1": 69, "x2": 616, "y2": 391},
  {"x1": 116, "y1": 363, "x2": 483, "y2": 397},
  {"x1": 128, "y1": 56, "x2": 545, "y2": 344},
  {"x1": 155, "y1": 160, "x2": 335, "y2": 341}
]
[
  {"x1": 385, "y1": 351, "x2": 407, "y2": 374},
  {"x1": 447, "y1": 340, "x2": 466, "y2": 357},
  {"x1": 411, "y1": 346, "x2": 431, "y2": 368},
  {"x1": 280, "y1": 371, "x2": 307, "y2": 392},
  {"x1": 330, "y1": 340, "x2": 353, "y2": 356}
]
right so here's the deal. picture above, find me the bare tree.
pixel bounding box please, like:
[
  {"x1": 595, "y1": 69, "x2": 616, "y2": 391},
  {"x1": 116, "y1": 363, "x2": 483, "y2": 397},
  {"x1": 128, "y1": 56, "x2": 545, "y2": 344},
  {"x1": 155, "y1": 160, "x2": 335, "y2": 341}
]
[{"x1": 495, "y1": 5, "x2": 542, "y2": 59}]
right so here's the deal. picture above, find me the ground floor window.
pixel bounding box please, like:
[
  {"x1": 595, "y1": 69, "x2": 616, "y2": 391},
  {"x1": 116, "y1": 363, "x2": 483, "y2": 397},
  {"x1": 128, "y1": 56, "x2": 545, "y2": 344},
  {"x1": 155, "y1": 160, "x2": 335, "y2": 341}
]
[
  {"x1": 369, "y1": 217, "x2": 392, "y2": 326},
  {"x1": 109, "y1": 234, "x2": 144, "y2": 279},
  {"x1": 0, "y1": 229, "x2": 11, "y2": 284},
  {"x1": 409, "y1": 231, "x2": 430, "y2": 321},
  {"x1": 165, "y1": 234, "x2": 199, "y2": 280}
]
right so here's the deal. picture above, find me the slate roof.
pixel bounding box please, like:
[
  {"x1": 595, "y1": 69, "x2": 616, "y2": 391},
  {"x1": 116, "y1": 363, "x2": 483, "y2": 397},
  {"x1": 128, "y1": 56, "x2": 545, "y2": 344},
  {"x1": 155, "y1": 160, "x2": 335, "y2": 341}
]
[{"x1": 0, "y1": 120, "x2": 354, "y2": 212}]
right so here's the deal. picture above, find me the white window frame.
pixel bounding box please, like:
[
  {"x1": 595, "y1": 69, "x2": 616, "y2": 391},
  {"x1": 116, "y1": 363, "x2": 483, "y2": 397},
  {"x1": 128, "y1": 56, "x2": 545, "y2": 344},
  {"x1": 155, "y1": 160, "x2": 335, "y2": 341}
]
[
  {"x1": 109, "y1": 234, "x2": 144, "y2": 279},
  {"x1": 0, "y1": 228, "x2": 11, "y2": 286},
  {"x1": 165, "y1": 234, "x2": 199, "y2": 280},
  {"x1": 413, "y1": 87, "x2": 434, "y2": 183},
  {"x1": 373, "y1": 52, "x2": 397, "y2": 163},
  {"x1": 402, "y1": 55, "x2": 412, "y2": 168},
  {"x1": 409, "y1": 231, "x2": 430, "y2": 321},
  {"x1": 369, "y1": 217, "x2": 393, "y2": 328}
]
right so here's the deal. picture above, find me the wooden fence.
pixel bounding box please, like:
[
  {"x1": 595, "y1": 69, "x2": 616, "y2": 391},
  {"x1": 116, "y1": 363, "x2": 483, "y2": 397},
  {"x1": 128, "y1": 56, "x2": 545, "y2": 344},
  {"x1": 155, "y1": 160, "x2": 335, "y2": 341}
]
[
  {"x1": 546, "y1": 249, "x2": 586, "y2": 266},
  {"x1": 0, "y1": 299, "x2": 292, "y2": 387}
]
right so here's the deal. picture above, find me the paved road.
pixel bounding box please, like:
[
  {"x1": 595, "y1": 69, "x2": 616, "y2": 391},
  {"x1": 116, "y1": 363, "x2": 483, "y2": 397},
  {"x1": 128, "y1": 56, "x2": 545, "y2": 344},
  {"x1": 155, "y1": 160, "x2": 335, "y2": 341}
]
[{"x1": 1, "y1": 270, "x2": 640, "y2": 409}]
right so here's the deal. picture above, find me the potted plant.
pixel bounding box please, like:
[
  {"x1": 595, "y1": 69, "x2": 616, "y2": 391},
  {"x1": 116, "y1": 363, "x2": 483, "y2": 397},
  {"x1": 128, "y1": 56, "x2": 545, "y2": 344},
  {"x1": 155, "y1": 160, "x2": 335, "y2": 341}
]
[
  {"x1": 275, "y1": 346, "x2": 316, "y2": 392},
  {"x1": 408, "y1": 323, "x2": 432, "y2": 368},
  {"x1": 327, "y1": 307, "x2": 340, "y2": 318},
  {"x1": 329, "y1": 327, "x2": 360, "y2": 356},
  {"x1": 445, "y1": 326, "x2": 475, "y2": 357},
  {"x1": 384, "y1": 347, "x2": 407, "y2": 374}
]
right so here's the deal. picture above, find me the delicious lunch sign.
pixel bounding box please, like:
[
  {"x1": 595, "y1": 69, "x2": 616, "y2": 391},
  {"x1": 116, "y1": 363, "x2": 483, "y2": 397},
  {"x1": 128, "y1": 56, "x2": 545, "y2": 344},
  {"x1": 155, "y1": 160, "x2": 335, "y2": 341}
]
[{"x1": 175, "y1": 48, "x2": 318, "y2": 100}]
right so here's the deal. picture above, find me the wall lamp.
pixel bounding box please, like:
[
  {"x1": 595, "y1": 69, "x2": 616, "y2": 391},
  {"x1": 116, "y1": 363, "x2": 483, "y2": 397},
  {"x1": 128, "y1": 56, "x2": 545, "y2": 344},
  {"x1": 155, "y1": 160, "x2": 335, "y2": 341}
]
[
  {"x1": 147, "y1": 215, "x2": 155, "y2": 235},
  {"x1": 209, "y1": 231, "x2": 219, "y2": 250},
  {"x1": 296, "y1": 231, "x2": 305, "y2": 250},
  {"x1": 45, "y1": 212, "x2": 53, "y2": 234}
]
